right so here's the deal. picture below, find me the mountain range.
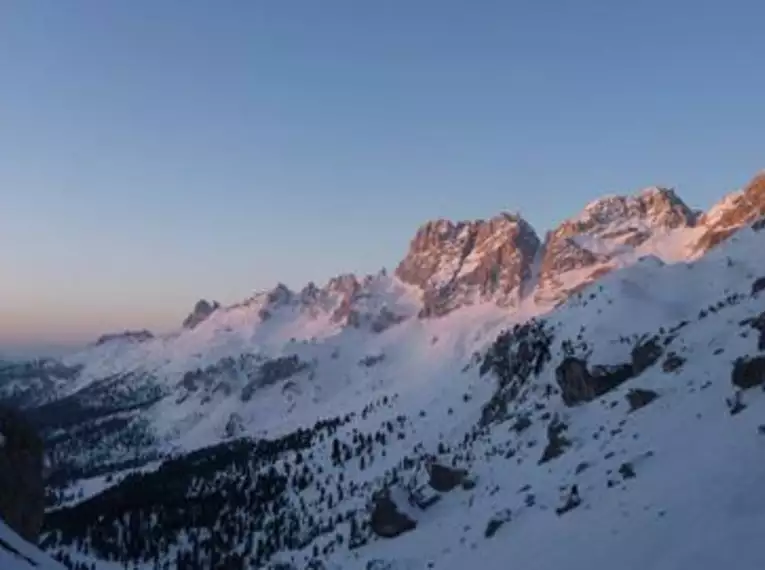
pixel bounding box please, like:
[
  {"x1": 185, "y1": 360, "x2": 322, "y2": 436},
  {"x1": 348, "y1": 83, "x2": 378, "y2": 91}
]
[{"x1": 1, "y1": 171, "x2": 765, "y2": 569}]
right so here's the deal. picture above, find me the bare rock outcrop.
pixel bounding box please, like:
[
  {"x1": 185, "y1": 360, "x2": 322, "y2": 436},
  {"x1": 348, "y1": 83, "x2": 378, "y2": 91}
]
[
  {"x1": 95, "y1": 329, "x2": 154, "y2": 346},
  {"x1": 693, "y1": 172, "x2": 765, "y2": 254},
  {"x1": 370, "y1": 491, "x2": 417, "y2": 538},
  {"x1": 731, "y1": 356, "x2": 765, "y2": 390},
  {"x1": 395, "y1": 213, "x2": 540, "y2": 317},
  {"x1": 427, "y1": 462, "x2": 467, "y2": 492},
  {"x1": 556, "y1": 357, "x2": 634, "y2": 406},
  {"x1": 0, "y1": 407, "x2": 45, "y2": 543},
  {"x1": 535, "y1": 187, "x2": 696, "y2": 302},
  {"x1": 182, "y1": 299, "x2": 220, "y2": 329}
]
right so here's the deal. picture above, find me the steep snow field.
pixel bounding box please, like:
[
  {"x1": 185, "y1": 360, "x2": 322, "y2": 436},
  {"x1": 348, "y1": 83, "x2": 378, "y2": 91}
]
[{"x1": 257, "y1": 219, "x2": 765, "y2": 570}]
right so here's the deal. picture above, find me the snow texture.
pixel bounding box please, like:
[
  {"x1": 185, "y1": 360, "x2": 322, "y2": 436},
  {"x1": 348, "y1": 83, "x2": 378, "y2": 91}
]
[{"x1": 21, "y1": 182, "x2": 765, "y2": 569}]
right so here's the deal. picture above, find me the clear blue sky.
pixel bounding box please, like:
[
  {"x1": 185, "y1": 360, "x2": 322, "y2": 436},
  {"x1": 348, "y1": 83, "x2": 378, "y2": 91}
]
[{"x1": 1, "y1": 0, "x2": 764, "y2": 348}]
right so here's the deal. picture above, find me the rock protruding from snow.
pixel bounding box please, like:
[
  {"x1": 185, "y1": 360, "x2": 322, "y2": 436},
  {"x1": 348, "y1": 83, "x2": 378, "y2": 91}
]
[
  {"x1": 731, "y1": 356, "x2": 765, "y2": 390},
  {"x1": 370, "y1": 491, "x2": 417, "y2": 538},
  {"x1": 555, "y1": 357, "x2": 596, "y2": 405},
  {"x1": 326, "y1": 274, "x2": 362, "y2": 326},
  {"x1": 693, "y1": 172, "x2": 765, "y2": 254},
  {"x1": 555, "y1": 357, "x2": 634, "y2": 406},
  {"x1": 265, "y1": 283, "x2": 294, "y2": 306},
  {"x1": 395, "y1": 213, "x2": 541, "y2": 316},
  {"x1": 535, "y1": 187, "x2": 697, "y2": 303},
  {"x1": 427, "y1": 462, "x2": 468, "y2": 492},
  {"x1": 0, "y1": 407, "x2": 44, "y2": 543},
  {"x1": 182, "y1": 299, "x2": 221, "y2": 329},
  {"x1": 94, "y1": 329, "x2": 154, "y2": 346}
]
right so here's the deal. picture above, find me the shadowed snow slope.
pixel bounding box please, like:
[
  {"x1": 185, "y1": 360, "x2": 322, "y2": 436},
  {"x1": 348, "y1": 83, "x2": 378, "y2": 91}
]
[{"x1": 0, "y1": 519, "x2": 63, "y2": 570}]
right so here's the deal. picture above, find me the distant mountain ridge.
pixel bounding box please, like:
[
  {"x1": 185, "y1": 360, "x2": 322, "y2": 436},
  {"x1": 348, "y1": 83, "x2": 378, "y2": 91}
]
[
  {"x1": 2, "y1": 170, "x2": 765, "y2": 570},
  {"x1": 159, "y1": 171, "x2": 765, "y2": 331}
]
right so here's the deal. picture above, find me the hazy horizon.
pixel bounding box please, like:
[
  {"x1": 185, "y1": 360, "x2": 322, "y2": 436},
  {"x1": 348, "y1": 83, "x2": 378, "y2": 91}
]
[{"x1": 3, "y1": 0, "x2": 765, "y2": 347}]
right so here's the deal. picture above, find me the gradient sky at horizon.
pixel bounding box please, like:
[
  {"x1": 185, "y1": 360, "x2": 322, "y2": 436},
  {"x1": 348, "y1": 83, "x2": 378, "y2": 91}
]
[{"x1": 2, "y1": 0, "x2": 765, "y2": 349}]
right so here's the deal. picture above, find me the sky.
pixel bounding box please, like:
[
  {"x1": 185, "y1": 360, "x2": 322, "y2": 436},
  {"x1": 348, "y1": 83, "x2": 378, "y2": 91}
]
[{"x1": 1, "y1": 0, "x2": 764, "y2": 350}]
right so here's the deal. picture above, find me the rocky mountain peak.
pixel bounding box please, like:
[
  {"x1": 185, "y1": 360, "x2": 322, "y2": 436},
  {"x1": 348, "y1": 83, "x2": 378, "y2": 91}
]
[
  {"x1": 558, "y1": 186, "x2": 696, "y2": 240},
  {"x1": 396, "y1": 212, "x2": 540, "y2": 316},
  {"x1": 182, "y1": 299, "x2": 221, "y2": 329},
  {"x1": 693, "y1": 172, "x2": 765, "y2": 253},
  {"x1": 534, "y1": 187, "x2": 697, "y2": 304},
  {"x1": 299, "y1": 282, "x2": 320, "y2": 304},
  {"x1": 325, "y1": 273, "x2": 361, "y2": 296},
  {"x1": 265, "y1": 283, "x2": 294, "y2": 306},
  {"x1": 186, "y1": 172, "x2": 764, "y2": 329}
]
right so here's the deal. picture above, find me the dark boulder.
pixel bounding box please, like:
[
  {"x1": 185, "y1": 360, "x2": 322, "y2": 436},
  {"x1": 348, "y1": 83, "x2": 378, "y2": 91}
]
[
  {"x1": 556, "y1": 357, "x2": 596, "y2": 406},
  {"x1": 557, "y1": 357, "x2": 636, "y2": 406},
  {"x1": 662, "y1": 352, "x2": 686, "y2": 373},
  {"x1": 626, "y1": 388, "x2": 659, "y2": 412},
  {"x1": 752, "y1": 277, "x2": 765, "y2": 296},
  {"x1": 741, "y1": 311, "x2": 765, "y2": 351},
  {"x1": 370, "y1": 492, "x2": 417, "y2": 539},
  {"x1": 538, "y1": 418, "x2": 570, "y2": 464},
  {"x1": 619, "y1": 462, "x2": 637, "y2": 480},
  {"x1": 427, "y1": 462, "x2": 467, "y2": 492},
  {"x1": 732, "y1": 356, "x2": 765, "y2": 390},
  {"x1": 0, "y1": 407, "x2": 44, "y2": 542},
  {"x1": 555, "y1": 485, "x2": 581, "y2": 516},
  {"x1": 631, "y1": 336, "x2": 663, "y2": 375},
  {"x1": 484, "y1": 509, "x2": 512, "y2": 538},
  {"x1": 591, "y1": 363, "x2": 634, "y2": 395}
]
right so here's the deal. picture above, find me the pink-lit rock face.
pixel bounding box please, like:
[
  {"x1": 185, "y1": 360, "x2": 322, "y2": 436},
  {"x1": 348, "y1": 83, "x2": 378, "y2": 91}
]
[
  {"x1": 693, "y1": 172, "x2": 765, "y2": 254},
  {"x1": 396, "y1": 213, "x2": 541, "y2": 316}
]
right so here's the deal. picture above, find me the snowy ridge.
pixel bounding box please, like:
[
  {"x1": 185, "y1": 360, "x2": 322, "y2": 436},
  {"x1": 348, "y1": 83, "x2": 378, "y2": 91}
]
[
  {"x1": 7, "y1": 177, "x2": 762, "y2": 465},
  {"x1": 38, "y1": 214, "x2": 765, "y2": 570},
  {"x1": 4, "y1": 173, "x2": 765, "y2": 569}
]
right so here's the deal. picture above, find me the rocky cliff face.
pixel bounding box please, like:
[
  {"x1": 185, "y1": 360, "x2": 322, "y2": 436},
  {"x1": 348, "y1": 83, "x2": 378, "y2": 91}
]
[
  {"x1": 693, "y1": 172, "x2": 765, "y2": 254},
  {"x1": 534, "y1": 187, "x2": 698, "y2": 302},
  {"x1": 179, "y1": 173, "x2": 765, "y2": 330},
  {"x1": 0, "y1": 407, "x2": 44, "y2": 543},
  {"x1": 182, "y1": 299, "x2": 221, "y2": 329},
  {"x1": 393, "y1": 188, "x2": 702, "y2": 314},
  {"x1": 236, "y1": 272, "x2": 416, "y2": 333},
  {"x1": 395, "y1": 213, "x2": 541, "y2": 316}
]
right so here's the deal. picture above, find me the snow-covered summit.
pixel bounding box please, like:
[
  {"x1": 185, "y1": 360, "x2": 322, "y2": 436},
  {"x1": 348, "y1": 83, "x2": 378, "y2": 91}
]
[
  {"x1": 577, "y1": 186, "x2": 696, "y2": 230},
  {"x1": 533, "y1": 185, "x2": 699, "y2": 303}
]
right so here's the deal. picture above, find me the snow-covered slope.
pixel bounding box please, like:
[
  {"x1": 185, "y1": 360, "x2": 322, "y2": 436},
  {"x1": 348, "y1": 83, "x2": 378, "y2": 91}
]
[
  {"x1": 12, "y1": 178, "x2": 755, "y2": 466},
  {"x1": 3, "y1": 174, "x2": 765, "y2": 569},
  {"x1": 36, "y1": 209, "x2": 765, "y2": 569}
]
